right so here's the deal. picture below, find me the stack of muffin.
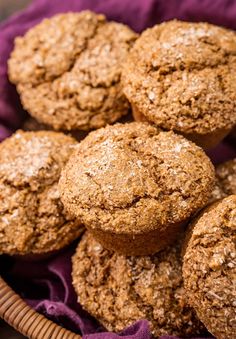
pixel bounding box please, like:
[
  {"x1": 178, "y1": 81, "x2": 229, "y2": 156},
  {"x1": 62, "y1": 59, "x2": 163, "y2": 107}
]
[{"x1": 0, "y1": 11, "x2": 235, "y2": 338}]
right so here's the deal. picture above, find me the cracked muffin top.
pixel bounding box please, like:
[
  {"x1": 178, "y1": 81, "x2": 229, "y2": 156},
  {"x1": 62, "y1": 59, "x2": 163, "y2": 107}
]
[
  {"x1": 183, "y1": 195, "x2": 236, "y2": 339},
  {"x1": 8, "y1": 11, "x2": 137, "y2": 131},
  {"x1": 0, "y1": 130, "x2": 83, "y2": 256},
  {"x1": 59, "y1": 122, "x2": 215, "y2": 234},
  {"x1": 211, "y1": 158, "x2": 236, "y2": 202},
  {"x1": 72, "y1": 232, "x2": 205, "y2": 337},
  {"x1": 122, "y1": 20, "x2": 236, "y2": 134}
]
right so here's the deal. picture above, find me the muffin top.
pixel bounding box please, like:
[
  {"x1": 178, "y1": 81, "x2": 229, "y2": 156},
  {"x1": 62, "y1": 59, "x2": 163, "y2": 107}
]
[
  {"x1": 72, "y1": 232, "x2": 205, "y2": 337},
  {"x1": 183, "y1": 195, "x2": 236, "y2": 339},
  {"x1": 8, "y1": 11, "x2": 137, "y2": 131},
  {"x1": 0, "y1": 130, "x2": 83, "y2": 255},
  {"x1": 59, "y1": 122, "x2": 215, "y2": 234},
  {"x1": 211, "y1": 158, "x2": 236, "y2": 202},
  {"x1": 122, "y1": 20, "x2": 236, "y2": 134}
]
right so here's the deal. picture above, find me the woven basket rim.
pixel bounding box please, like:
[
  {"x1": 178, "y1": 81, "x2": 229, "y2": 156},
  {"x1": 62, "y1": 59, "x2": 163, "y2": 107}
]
[{"x1": 0, "y1": 276, "x2": 81, "y2": 339}]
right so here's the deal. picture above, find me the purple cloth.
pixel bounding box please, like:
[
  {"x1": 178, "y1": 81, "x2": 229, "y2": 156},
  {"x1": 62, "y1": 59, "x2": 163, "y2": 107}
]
[{"x1": 0, "y1": 0, "x2": 236, "y2": 338}]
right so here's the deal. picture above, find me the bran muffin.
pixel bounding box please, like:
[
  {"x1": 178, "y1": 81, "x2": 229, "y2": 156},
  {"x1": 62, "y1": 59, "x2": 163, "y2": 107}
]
[
  {"x1": 122, "y1": 20, "x2": 236, "y2": 149},
  {"x1": 0, "y1": 130, "x2": 84, "y2": 257},
  {"x1": 210, "y1": 158, "x2": 236, "y2": 202},
  {"x1": 8, "y1": 11, "x2": 137, "y2": 131},
  {"x1": 183, "y1": 195, "x2": 236, "y2": 339},
  {"x1": 59, "y1": 122, "x2": 215, "y2": 255},
  {"x1": 72, "y1": 232, "x2": 205, "y2": 337}
]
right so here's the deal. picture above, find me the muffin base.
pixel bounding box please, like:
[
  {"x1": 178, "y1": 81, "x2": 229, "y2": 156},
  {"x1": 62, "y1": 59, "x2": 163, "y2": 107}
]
[
  {"x1": 132, "y1": 104, "x2": 230, "y2": 149},
  {"x1": 182, "y1": 128, "x2": 231, "y2": 150},
  {"x1": 87, "y1": 221, "x2": 186, "y2": 256}
]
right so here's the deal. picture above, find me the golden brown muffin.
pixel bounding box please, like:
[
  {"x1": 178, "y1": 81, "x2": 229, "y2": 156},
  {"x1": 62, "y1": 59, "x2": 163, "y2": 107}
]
[
  {"x1": 72, "y1": 232, "x2": 205, "y2": 338},
  {"x1": 8, "y1": 11, "x2": 137, "y2": 131},
  {"x1": 210, "y1": 158, "x2": 236, "y2": 202},
  {"x1": 59, "y1": 122, "x2": 215, "y2": 255},
  {"x1": 0, "y1": 130, "x2": 83, "y2": 257},
  {"x1": 122, "y1": 20, "x2": 236, "y2": 149},
  {"x1": 183, "y1": 195, "x2": 236, "y2": 339}
]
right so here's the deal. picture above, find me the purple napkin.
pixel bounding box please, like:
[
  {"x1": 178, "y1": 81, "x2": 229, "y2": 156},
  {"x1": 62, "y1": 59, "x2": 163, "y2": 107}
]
[{"x1": 1, "y1": 0, "x2": 236, "y2": 338}]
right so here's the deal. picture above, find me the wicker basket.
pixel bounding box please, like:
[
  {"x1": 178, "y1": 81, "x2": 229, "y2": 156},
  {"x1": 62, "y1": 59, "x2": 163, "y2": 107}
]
[{"x1": 0, "y1": 276, "x2": 81, "y2": 338}]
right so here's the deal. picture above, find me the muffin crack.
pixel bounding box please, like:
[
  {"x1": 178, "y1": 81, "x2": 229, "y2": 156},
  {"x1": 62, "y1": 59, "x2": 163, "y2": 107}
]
[
  {"x1": 148, "y1": 54, "x2": 232, "y2": 77},
  {"x1": 0, "y1": 130, "x2": 83, "y2": 256},
  {"x1": 60, "y1": 123, "x2": 215, "y2": 238},
  {"x1": 9, "y1": 11, "x2": 137, "y2": 130}
]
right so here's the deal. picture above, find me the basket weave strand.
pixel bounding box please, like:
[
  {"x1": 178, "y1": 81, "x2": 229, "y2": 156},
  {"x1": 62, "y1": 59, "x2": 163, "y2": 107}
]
[{"x1": 0, "y1": 277, "x2": 81, "y2": 339}]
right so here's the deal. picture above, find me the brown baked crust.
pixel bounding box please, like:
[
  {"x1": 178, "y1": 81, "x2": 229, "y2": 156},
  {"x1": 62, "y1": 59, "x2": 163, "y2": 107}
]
[
  {"x1": 0, "y1": 130, "x2": 83, "y2": 256},
  {"x1": 8, "y1": 11, "x2": 137, "y2": 131},
  {"x1": 122, "y1": 20, "x2": 236, "y2": 136},
  {"x1": 210, "y1": 158, "x2": 236, "y2": 202},
  {"x1": 183, "y1": 195, "x2": 236, "y2": 339},
  {"x1": 72, "y1": 232, "x2": 205, "y2": 337},
  {"x1": 60, "y1": 122, "x2": 215, "y2": 236}
]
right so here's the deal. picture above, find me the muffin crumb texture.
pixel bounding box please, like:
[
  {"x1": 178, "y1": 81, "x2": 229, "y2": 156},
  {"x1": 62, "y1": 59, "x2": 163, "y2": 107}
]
[
  {"x1": 8, "y1": 11, "x2": 137, "y2": 131},
  {"x1": 60, "y1": 122, "x2": 215, "y2": 235},
  {"x1": 72, "y1": 232, "x2": 205, "y2": 338},
  {"x1": 0, "y1": 130, "x2": 83, "y2": 256},
  {"x1": 122, "y1": 20, "x2": 236, "y2": 135},
  {"x1": 183, "y1": 195, "x2": 236, "y2": 339}
]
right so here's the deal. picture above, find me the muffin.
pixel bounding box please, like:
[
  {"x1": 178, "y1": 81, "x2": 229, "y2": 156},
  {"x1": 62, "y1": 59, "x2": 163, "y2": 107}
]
[
  {"x1": 8, "y1": 11, "x2": 137, "y2": 131},
  {"x1": 122, "y1": 20, "x2": 236, "y2": 149},
  {"x1": 0, "y1": 130, "x2": 83, "y2": 257},
  {"x1": 59, "y1": 122, "x2": 215, "y2": 255},
  {"x1": 210, "y1": 158, "x2": 236, "y2": 202},
  {"x1": 183, "y1": 195, "x2": 236, "y2": 339},
  {"x1": 72, "y1": 232, "x2": 205, "y2": 338}
]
